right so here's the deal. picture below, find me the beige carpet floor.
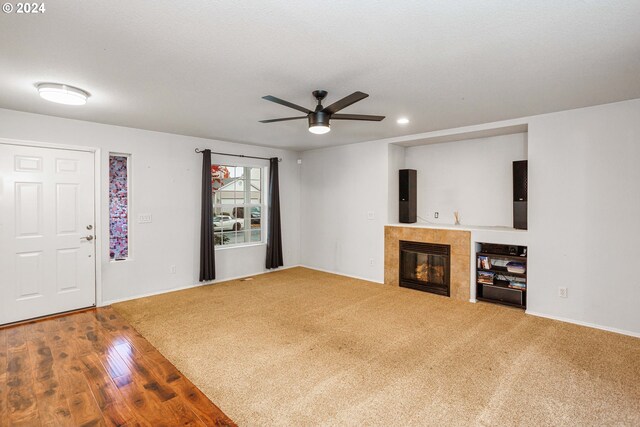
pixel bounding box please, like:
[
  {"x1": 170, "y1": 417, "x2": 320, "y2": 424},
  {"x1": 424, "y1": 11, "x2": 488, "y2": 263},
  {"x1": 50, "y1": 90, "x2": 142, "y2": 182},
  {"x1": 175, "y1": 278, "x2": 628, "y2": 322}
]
[{"x1": 113, "y1": 267, "x2": 640, "y2": 426}]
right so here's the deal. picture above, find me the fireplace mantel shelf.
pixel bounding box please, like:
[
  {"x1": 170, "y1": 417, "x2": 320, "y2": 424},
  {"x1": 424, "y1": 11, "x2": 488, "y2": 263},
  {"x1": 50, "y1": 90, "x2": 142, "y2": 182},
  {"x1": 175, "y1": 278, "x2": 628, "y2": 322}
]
[{"x1": 387, "y1": 223, "x2": 527, "y2": 233}]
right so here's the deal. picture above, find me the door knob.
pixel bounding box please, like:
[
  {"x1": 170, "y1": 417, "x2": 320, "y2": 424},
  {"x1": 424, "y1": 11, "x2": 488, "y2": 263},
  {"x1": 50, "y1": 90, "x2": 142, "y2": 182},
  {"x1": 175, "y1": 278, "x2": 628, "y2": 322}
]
[{"x1": 81, "y1": 235, "x2": 94, "y2": 241}]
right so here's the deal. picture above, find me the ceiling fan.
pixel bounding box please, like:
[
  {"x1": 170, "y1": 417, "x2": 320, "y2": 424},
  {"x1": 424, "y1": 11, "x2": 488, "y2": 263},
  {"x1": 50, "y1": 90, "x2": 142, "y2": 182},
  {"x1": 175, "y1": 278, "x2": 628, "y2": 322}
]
[{"x1": 260, "y1": 90, "x2": 385, "y2": 134}]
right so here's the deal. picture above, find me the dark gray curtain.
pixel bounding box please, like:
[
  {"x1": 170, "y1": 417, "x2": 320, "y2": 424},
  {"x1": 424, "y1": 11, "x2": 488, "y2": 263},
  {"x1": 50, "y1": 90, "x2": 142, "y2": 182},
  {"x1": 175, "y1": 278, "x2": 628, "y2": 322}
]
[
  {"x1": 199, "y1": 149, "x2": 216, "y2": 281},
  {"x1": 266, "y1": 157, "x2": 283, "y2": 269}
]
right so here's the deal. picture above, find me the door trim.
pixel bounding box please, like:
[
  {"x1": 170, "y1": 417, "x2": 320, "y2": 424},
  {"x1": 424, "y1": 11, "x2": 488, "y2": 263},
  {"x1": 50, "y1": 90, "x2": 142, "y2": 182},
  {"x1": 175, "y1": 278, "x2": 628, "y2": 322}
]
[{"x1": 0, "y1": 137, "x2": 103, "y2": 308}]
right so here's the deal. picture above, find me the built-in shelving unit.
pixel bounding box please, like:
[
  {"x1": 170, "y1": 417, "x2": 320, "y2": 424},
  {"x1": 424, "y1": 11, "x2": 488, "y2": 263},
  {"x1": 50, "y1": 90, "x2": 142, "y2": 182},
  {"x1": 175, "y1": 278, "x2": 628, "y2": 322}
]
[{"x1": 476, "y1": 244, "x2": 527, "y2": 309}]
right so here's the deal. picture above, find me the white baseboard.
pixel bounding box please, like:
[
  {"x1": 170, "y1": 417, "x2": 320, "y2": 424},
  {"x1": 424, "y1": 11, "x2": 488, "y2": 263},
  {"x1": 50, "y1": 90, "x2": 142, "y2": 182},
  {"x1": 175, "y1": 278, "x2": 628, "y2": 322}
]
[
  {"x1": 525, "y1": 310, "x2": 640, "y2": 339},
  {"x1": 100, "y1": 264, "x2": 302, "y2": 306},
  {"x1": 298, "y1": 265, "x2": 384, "y2": 284},
  {"x1": 101, "y1": 283, "x2": 204, "y2": 306}
]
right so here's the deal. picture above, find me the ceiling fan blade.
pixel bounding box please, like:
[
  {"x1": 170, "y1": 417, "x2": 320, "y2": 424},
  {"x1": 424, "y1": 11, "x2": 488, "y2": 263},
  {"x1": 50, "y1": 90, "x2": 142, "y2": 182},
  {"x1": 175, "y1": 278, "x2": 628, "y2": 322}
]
[
  {"x1": 259, "y1": 116, "x2": 307, "y2": 123},
  {"x1": 322, "y1": 91, "x2": 369, "y2": 114},
  {"x1": 331, "y1": 114, "x2": 385, "y2": 121},
  {"x1": 262, "y1": 95, "x2": 312, "y2": 114}
]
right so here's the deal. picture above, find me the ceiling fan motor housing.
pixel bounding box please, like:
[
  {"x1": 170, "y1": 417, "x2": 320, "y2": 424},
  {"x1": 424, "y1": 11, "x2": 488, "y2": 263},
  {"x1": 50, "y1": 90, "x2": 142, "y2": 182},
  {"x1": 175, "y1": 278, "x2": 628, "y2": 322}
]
[{"x1": 308, "y1": 111, "x2": 330, "y2": 128}]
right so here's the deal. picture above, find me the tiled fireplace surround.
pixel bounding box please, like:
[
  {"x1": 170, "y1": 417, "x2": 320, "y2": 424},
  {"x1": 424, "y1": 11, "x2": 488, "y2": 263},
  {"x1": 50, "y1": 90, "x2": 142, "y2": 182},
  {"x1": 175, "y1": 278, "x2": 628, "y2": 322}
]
[{"x1": 384, "y1": 226, "x2": 471, "y2": 301}]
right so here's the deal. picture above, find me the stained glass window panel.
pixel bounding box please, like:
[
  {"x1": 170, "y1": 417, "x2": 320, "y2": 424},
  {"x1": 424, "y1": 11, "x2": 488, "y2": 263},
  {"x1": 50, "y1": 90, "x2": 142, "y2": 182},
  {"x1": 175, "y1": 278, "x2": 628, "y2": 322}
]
[{"x1": 109, "y1": 155, "x2": 129, "y2": 260}]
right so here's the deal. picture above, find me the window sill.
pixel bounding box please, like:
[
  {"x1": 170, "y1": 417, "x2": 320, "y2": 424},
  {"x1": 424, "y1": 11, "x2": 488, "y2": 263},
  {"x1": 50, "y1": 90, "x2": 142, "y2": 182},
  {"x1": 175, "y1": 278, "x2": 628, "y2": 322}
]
[{"x1": 215, "y1": 242, "x2": 266, "y2": 251}]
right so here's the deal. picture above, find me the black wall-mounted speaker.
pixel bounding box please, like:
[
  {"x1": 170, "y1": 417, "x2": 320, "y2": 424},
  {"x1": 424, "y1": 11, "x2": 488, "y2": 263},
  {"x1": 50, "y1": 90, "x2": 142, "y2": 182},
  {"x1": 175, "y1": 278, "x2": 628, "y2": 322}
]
[
  {"x1": 513, "y1": 160, "x2": 528, "y2": 230},
  {"x1": 399, "y1": 169, "x2": 417, "y2": 223},
  {"x1": 513, "y1": 160, "x2": 528, "y2": 202}
]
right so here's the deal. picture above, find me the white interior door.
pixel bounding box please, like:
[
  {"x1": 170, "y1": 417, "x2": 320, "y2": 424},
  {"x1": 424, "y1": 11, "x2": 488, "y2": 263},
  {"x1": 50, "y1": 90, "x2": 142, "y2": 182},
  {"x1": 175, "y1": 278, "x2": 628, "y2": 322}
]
[{"x1": 0, "y1": 143, "x2": 96, "y2": 325}]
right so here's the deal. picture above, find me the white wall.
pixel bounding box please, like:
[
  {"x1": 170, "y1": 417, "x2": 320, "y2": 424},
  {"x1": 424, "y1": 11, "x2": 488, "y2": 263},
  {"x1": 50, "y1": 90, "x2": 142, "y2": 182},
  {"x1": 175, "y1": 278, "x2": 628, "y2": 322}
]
[
  {"x1": 405, "y1": 133, "x2": 527, "y2": 226},
  {"x1": 0, "y1": 108, "x2": 301, "y2": 304},
  {"x1": 299, "y1": 141, "x2": 391, "y2": 282},
  {"x1": 527, "y1": 99, "x2": 640, "y2": 335}
]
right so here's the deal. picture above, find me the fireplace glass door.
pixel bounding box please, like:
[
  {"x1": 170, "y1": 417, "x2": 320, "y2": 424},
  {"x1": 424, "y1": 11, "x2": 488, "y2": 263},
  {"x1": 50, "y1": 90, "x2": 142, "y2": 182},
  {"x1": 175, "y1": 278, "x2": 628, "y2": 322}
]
[{"x1": 399, "y1": 241, "x2": 450, "y2": 296}]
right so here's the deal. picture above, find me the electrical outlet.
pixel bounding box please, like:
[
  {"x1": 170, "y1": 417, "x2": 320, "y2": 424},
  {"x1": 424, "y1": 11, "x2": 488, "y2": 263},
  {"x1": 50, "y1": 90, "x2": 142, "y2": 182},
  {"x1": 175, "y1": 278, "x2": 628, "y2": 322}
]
[
  {"x1": 558, "y1": 287, "x2": 568, "y2": 298},
  {"x1": 367, "y1": 211, "x2": 375, "y2": 220},
  {"x1": 369, "y1": 258, "x2": 375, "y2": 266},
  {"x1": 434, "y1": 212, "x2": 439, "y2": 219},
  {"x1": 169, "y1": 265, "x2": 176, "y2": 274}
]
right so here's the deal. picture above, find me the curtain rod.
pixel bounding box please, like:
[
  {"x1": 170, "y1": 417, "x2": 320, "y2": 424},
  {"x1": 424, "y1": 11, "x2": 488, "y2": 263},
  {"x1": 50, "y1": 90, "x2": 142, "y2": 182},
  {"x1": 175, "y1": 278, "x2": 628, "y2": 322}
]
[{"x1": 195, "y1": 148, "x2": 282, "y2": 162}]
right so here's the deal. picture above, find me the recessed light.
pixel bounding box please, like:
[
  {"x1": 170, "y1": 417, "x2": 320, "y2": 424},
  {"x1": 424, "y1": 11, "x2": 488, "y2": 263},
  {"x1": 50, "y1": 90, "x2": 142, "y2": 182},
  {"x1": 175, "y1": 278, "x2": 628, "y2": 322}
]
[
  {"x1": 397, "y1": 117, "x2": 410, "y2": 124},
  {"x1": 36, "y1": 83, "x2": 90, "y2": 106}
]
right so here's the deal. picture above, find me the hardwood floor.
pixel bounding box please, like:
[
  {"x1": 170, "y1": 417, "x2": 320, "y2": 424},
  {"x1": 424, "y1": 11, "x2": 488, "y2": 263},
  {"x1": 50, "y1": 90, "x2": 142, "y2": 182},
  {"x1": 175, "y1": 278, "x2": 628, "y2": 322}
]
[{"x1": 0, "y1": 306, "x2": 235, "y2": 427}]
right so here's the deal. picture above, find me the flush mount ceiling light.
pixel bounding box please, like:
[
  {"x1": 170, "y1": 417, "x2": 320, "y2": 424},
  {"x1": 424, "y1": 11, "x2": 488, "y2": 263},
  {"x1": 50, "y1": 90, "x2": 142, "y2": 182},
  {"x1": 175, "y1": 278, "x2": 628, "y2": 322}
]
[
  {"x1": 397, "y1": 117, "x2": 410, "y2": 124},
  {"x1": 36, "y1": 83, "x2": 90, "y2": 105},
  {"x1": 260, "y1": 90, "x2": 385, "y2": 135}
]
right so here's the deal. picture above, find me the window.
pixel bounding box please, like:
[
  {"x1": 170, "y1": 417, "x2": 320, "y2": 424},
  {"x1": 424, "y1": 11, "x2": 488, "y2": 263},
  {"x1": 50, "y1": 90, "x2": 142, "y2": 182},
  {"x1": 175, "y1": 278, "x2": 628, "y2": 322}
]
[
  {"x1": 212, "y1": 164, "x2": 263, "y2": 247},
  {"x1": 109, "y1": 154, "x2": 129, "y2": 260}
]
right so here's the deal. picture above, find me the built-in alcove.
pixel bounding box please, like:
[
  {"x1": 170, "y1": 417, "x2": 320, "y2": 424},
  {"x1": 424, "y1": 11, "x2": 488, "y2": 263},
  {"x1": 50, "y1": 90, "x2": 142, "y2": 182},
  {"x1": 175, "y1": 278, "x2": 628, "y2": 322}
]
[
  {"x1": 405, "y1": 132, "x2": 527, "y2": 227},
  {"x1": 394, "y1": 125, "x2": 528, "y2": 229}
]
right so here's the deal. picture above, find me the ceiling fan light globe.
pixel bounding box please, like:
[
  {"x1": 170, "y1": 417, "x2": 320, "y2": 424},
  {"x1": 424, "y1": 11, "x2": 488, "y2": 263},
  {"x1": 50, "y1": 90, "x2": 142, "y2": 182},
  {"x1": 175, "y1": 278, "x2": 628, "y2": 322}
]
[
  {"x1": 308, "y1": 111, "x2": 330, "y2": 134},
  {"x1": 309, "y1": 125, "x2": 330, "y2": 134}
]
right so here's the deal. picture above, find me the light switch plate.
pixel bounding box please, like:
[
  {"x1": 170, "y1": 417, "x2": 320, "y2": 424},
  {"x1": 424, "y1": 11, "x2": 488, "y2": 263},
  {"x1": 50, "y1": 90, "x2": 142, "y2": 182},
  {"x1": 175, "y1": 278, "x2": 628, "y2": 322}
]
[{"x1": 138, "y1": 214, "x2": 153, "y2": 223}]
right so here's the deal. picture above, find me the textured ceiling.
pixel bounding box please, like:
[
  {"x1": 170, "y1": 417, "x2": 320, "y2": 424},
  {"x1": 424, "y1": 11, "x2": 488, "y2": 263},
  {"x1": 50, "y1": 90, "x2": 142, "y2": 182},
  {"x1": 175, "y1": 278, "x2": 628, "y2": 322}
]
[{"x1": 1, "y1": 1, "x2": 639, "y2": 150}]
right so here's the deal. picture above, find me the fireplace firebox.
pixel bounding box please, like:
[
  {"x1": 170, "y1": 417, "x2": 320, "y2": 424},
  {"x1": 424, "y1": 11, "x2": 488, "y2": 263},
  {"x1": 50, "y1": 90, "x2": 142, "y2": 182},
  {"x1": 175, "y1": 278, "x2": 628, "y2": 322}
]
[{"x1": 399, "y1": 241, "x2": 450, "y2": 296}]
